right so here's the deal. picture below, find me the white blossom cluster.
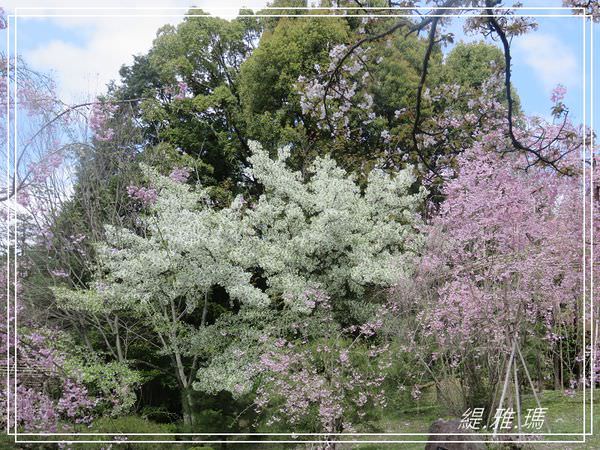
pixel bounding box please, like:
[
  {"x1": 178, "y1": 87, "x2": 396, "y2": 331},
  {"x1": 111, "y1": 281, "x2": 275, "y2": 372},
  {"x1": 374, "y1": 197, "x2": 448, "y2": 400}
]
[
  {"x1": 242, "y1": 142, "x2": 426, "y2": 312},
  {"x1": 97, "y1": 163, "x2": 269, "y2": 319},
  {"x1": 67, "y1": 143, "x2": 425, "y2": 396}
]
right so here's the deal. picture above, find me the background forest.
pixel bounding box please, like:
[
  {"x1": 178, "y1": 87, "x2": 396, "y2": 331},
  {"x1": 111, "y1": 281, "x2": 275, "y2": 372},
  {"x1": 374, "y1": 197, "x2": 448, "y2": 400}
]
[{"x1": 1, "y1": 0, "x2": 599, "y2": 448}]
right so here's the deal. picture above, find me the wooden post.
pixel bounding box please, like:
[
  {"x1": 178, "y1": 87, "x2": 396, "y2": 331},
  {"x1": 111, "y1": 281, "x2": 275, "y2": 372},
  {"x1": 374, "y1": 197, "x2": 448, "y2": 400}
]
[
  {"x1": 514, "y1": 358, "x2": 521, "y2": 434},
  {"x1": 494, "y1": 339, "x2": 517, "y2": 437},
  {"x1": 517, "y1": 343, "x2": 551, "y2": 433}
]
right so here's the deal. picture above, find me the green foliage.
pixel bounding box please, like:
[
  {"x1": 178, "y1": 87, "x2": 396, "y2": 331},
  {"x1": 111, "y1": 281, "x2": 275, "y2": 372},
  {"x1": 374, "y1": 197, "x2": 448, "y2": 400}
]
[
  {"x1": 442, "y1": 41, "x2": 521, "y2": 112},
  {"x1": 89, "y1": 414, "x2": 176, "y2": 433},
  {"x1": 65, "y1": 358, "x2": 141, "y2": 417},
  {"x1": 241, "y1": 18, "x2": 349, "y2": 113},
  {"x1": 443, "y1": 41, "x2": 504, "y2": 88},
  {"x1": 239, "y1": 14, "x2": 439, "y2": 176},
  {"x1": 239, "y1": 16, "x2": 349, "y2": 153},
  {"x1": 116, "y1": 12, "x2": 262, "y2": 201},
  {"x1": 113, "y1": 10, "x2": 442, "y2": 192},
  {"x1": 38, "y1": 329, "x2": 142, "y2": 417},
  {"x1": 72, "y1": 416, "x2": 177, "y2": 449}
]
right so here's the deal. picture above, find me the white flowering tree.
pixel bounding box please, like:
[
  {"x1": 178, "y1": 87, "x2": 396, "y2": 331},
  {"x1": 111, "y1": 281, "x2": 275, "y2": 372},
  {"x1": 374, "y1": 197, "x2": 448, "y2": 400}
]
[
  {"x1": 194, "y1": 142, "x2": 426, "y2": 434},
  {"x1": 71, "y1": 164, "x2": 267, "y2": 427},
  {"x1": 60, "y1": 142, "x2": 425, "y2": 430}
]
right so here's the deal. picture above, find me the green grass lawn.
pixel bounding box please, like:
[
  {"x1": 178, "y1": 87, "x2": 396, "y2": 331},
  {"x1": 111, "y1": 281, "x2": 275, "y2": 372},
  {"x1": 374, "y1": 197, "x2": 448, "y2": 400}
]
[
  {"x1": 353, "y1": 389, "x2": 597, "y2": 449},
  {"x1": 1, "y1": 390, "x2": 597, "y2": 449}
]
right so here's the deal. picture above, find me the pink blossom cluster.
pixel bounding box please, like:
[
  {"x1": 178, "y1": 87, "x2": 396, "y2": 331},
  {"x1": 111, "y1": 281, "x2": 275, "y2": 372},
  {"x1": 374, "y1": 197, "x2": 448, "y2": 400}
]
[
  {"x1": 27, "y1": 151, "x2": 64, "y2": 183},
  {"x1": 57, "y1": 379, "x2": 96, "y2": 424},
  {"x1": 1, "y1": 327, "x2": 97, "y2": 432},
  {"x1": 90, "y1": 102, "x2": 118, "y2": 142},
  {"x1": 256, "y1": 344, "x2": 386, "y2": 438},
  {"x1": 126, "y1": 185, "x2": 158, "y2": 205},
  {"x1": 551, "y1": 84, "x2": 567, "y2": 103},
  {"x1": 255, "y1": 295, "x2": 395, "y2": 439},
  {"x1": 419, "y1": 142, "x2": 583, "y2": 355},
  {"x1": 0, "y1": 276, "x2": 99, "y2": 433},
  {"x1": 12, "y1": 387, "x2": 58, "y2": 432},
  {"x1": 164, "y1": 81, "x2": 190, "y2": 100},
  {"x1": 18, "y1": 77, "x2": 58, "y2": 118},
  {"x1": 297, "y1": 286, "x2": 330, "y2": 311},
  {"x1": 297, "y1": 45, "x2": 373, "y2": 139},
  {"x1": 17, "y1": 189, "x2": 31, "y2": 208},
  {"x1": 169, "y1": 166, "x2": 191, "y2": 183},
  {"x1": 174, "y1": 81, "x2": 189, "y2": 100}
]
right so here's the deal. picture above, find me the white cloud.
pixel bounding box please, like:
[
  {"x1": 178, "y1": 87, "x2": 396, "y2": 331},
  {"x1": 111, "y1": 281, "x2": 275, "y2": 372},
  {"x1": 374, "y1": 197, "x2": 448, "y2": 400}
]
[
  {"x1": 25, "y1": 14, "x2": 184, "y2": 103},
  {"x1": 513, "y1": 32, "x2": 579, "y2": 92},
  {"x1": 10, "y1": 0, "x2": 267, "y2": 104}
]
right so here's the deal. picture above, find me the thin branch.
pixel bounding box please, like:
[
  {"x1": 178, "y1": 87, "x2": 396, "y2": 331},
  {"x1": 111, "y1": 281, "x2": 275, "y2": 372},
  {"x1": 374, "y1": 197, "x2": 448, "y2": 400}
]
[
  {"x1": 411, "y1": 16, "x2": 441, "y2": 176},
  {"x1": 485, "y1": 12, "x2": 569, "y2": 174},
  {"x1": 1, "y1": 98, "x2": 147, "y2": 202}
]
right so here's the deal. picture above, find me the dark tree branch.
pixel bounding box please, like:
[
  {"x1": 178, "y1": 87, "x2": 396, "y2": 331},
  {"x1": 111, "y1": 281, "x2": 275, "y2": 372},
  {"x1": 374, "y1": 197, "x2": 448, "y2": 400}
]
[
  {"x1": 485, "y1": 11, "x2": 571, "y2": 174},
  {"x1": 320, "y1": 0, "x2": 462, "y2": 173},
  {"x1": 325, "y1": 0, "x2": 462, "y2": 99},
  {"x1": 411, "y1": 16, "x2": 441, "y2": 176}
]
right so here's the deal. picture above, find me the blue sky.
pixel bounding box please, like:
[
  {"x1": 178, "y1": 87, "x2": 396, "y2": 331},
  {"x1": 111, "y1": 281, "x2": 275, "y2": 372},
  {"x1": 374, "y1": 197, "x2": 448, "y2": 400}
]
[
  {"x1": 448, "y1": 13, "x2": 589, "y2": 123},
  {"x1": 2, "y1": 0, "x2": 598, "y2": 132}
]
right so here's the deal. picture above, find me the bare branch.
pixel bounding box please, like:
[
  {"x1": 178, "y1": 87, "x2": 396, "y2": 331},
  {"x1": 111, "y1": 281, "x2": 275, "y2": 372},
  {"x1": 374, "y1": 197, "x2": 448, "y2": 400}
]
[
  {"x1": 411, "y1": 16, "x2": 441, "y2": 176},
  {"x1": 485, "y1": 12, "x2": 571, "y2": 174}
]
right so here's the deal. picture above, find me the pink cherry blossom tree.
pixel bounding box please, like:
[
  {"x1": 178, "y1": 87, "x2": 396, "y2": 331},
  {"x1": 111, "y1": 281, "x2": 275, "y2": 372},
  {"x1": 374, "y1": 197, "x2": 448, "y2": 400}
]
[
  {"x1": 0, "y1": 273, "x2": 97, "y2": 434},
  {"x1": 415, "y1": 90, "x2": 588, "y2": 408}
]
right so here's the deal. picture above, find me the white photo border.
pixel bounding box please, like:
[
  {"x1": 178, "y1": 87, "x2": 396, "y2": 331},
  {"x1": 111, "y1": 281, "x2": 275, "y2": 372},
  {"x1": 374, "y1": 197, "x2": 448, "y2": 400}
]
[{"x1": 5, "y1": 5, "x2": 595, "y2": 446}]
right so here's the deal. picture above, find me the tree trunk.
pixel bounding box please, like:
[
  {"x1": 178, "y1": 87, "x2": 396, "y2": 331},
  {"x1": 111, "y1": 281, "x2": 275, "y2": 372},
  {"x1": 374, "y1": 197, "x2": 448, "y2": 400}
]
[
  {"x1": 554, "y1": 348, "x2": 562, "y2": 390},
  {"x1": 114, "y1": 315, "x2": 125, "y2": 363},
  {"x1": 201, "y1": 289, "x2": 210, "y2": 327},
  {"x1": 181, "y1": 386, "x2": 196, "y2": 428}
]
